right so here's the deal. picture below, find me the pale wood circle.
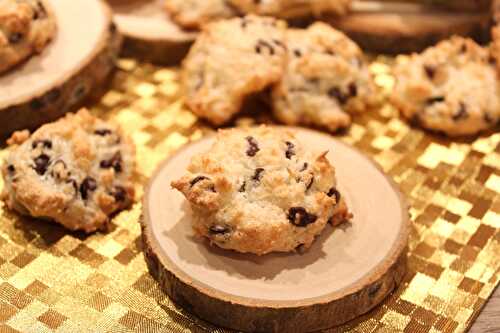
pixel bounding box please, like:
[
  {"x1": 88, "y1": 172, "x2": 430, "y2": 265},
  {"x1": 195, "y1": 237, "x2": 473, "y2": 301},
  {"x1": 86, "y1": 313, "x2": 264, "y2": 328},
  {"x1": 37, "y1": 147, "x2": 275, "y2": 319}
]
[
  {"x1": 142, "y1": 128, "x2": 410, "y2": 332},
  {"x1": 0, "y1": 0, "x2": 120, "y2": 140},
  {"x1": 108, "y1": 0, "x2": 196, "y2": 65},
  {"x1": 330, "y1": 2, "x2": 490, "y2": 54}
]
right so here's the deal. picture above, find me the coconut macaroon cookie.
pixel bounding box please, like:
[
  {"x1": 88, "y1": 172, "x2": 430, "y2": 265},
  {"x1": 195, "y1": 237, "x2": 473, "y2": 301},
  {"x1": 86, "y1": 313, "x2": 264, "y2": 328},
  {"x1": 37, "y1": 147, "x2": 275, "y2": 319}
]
[
  {"x1": 182, "y1": 15, "x2": 287, "y2": 126},
  {"x1": 229, "y1": 0, "x2": 352, "y2": 18},
  {"x1": 164, "y1": 0, "x2": 237, "y2": 30},
  {"x1": 1, "y1": 109, "x2": 136, "y2": 233},
  {"x1": 171, "y1": 126, "x2": 351, "y2": 255},
  {"x1": 392, "y1": 36, "x2": 500, "y2": 137},
  {"x1": 272, "y1": 22, "x2": 376, "y2": 133},
  {"x1": 0, "y1": 0, "x2": 56, "y2": 74}
]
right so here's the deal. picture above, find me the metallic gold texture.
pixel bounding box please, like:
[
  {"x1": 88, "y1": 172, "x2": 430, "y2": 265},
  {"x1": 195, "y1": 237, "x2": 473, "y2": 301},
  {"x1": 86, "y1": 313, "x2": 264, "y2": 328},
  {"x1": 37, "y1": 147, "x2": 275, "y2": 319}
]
[{"x1": 0, "y1": 57, "x2": 498, "y2": 332}]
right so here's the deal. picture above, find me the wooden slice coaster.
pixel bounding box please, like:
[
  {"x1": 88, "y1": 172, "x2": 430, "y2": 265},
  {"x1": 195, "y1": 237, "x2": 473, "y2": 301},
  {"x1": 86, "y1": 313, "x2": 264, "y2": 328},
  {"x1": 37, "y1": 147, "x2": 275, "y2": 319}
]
[
  {"x1": 108, "y1": 0, "x2": 196, "y2": 65},
  {"x1": 329, "y1": 1, "x2": 491, "y2": 54},
  {"x1": 141, "y1": 128, "x2": 410, "y2": 333},
  {"x1": 0, "y1": 0, "x2": 121, "y2": 142}
]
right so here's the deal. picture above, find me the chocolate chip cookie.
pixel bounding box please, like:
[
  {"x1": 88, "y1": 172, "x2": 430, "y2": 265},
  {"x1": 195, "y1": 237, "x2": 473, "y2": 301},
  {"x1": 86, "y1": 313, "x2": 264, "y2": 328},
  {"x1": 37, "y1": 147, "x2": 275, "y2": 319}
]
[
  {"x1": 171, "y1": 126, "x2": 351, "y2": 255},
  {"x1": 164, "y1": 0, "x2": 237, "y2": 30},
  {"x1": 182, "y1": 15, "x2": 287, "y2": 126},
  {"x1": 392, "y1": 36, "x2": 500, "y2": 137},
  {"x1": 1, "y1": 109, "x2": 136, "y2": 233},
  {"x1": 272, "y1": 22, "x2": 376, "y2": 132},
  {"x1": 0, "y1": 0, "x2": 56, "y2": 74},
  {"x1": 229, "y1": 0, "x2": 351, "y2": 19}
]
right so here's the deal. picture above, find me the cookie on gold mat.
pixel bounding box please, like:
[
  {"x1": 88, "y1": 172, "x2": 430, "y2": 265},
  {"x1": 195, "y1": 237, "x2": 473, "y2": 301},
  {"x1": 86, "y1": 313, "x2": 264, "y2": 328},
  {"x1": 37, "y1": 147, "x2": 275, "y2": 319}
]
[
  {"x1": 1, "y1": 109, "x2": 135, "y2": 233},
  {"x1": 392, "y1": 36, "x2": 500, "y2": 137},
  {"x1": 171, "y1": 126, "x2": 351, "y2": 255},
  {"x1": 0, "y1": 0, "x2": 56, "y2": 73},
  {"x1": 272, "y1": 22, "x2": 376, "y2": 133}
]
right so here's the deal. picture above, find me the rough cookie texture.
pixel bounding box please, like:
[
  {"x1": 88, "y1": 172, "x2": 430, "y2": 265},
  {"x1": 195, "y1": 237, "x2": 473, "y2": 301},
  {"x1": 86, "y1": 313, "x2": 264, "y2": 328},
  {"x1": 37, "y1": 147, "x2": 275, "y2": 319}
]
[
  {"x1": 182, "y1": 15, "x2": 287, "y2": 126},
  {"x1": 0, "y1": 0, "x2": 56, "y2": 74},
  {"x1": 1, "y1": 109, "x2": 136, "y2": 233},
  {"x1": 392, "y1": 36, "x2": 500, "y2": 137},
  {"x1": 272, "y1": 22, "x2": 376, "y2": 132},
  {"x1": 172, "y1": 126, "x2": 351, "y2": 255},
  {"x1": 229, "y1": 0, "x2": 351, "y2": 18},
  {"x1": 164, "y1": 0, "x2": 237, "y2": 30}
]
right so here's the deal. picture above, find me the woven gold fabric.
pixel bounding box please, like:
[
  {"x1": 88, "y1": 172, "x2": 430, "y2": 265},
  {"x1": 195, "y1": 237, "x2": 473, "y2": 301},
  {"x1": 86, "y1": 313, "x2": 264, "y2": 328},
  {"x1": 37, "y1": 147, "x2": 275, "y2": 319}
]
[{"x1": 0, "y1": 58, "x2": 498, "y2": 333}]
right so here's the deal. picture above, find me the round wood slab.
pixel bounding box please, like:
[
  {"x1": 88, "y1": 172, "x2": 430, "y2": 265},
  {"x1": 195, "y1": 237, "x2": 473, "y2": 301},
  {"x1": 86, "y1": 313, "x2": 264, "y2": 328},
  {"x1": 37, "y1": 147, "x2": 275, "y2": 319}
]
[
  {"x1": 0, "y1": 0, "x2": 121, "y2": 141},
  {"x1": 141, "y1": 128, "x2": 410, "y2": 333},
  {"x1": 329, "y1": 1, "x2": 491, "y2": 54},
  {"x1": 108, "y1": 0, "x2": 196, "y2": 65}
]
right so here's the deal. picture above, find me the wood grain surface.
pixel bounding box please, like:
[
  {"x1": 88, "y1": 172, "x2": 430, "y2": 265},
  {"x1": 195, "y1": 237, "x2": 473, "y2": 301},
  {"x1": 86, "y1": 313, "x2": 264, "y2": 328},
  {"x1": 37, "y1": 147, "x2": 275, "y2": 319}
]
[{"x1": 470, "y1": 286, "x2": 500, "y2": 333}]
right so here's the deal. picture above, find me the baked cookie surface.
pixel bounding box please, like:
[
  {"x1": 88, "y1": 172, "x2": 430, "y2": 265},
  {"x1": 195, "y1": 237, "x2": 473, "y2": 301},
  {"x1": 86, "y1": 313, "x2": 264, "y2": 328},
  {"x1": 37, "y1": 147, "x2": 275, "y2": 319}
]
[
  {"x1": 272, "y1": 22, "x2": 375, "y2": 132},
  {"x1": 229, "y1": 0, "x2": 351, "y2": 18},
  {"x1": 1, "y1": 109, "x2": 136, "y2": 233},
  {"x1": 164, "y1": 0, "x2": 237, "y2": 30},
  {"x1": 171, "y1": 126, "x2": 351, "y2": 255},
  {"x1": 0, "y1": 0, "x2": 56, "y2": 74},
  {"x1": 182, "y1": 15, "x2": 287, "y2": 125},
  {"x1": 392, "y1": 36, "x2": 500, "y2": 137}
]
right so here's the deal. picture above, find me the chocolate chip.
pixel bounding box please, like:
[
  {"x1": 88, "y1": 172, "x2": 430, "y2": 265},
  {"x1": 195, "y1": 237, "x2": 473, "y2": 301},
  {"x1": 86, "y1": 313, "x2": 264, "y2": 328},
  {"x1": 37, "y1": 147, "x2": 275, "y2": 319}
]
[
  {"x1": 272, "y1": 39, "x2": 286, "y2": 49},
  {"x1": 32, "y1": 140, "x2": 52, "y2": 149},
  {"x1": 8, "y1": 33, "x2": 23, "y2": 44},
  {"x1": 424, "y1": 65, "x2": 436, "y2": 79},
  {"x1": 100, "y1": 152, "x2": 122, "y2": 173},
  {"x1": 190, "y1": 176, "x2": 209, "y2": 187},
  {"x1": 111, "y1": 186, "x2": 127, "y2": 202},
  {"x1": 348, "y1": 83, "x2": 358, "y2": 97},
  {"x1": 255, "y1": 39, "x2": 275, "y2": 55},
  {"x1": 484, "y1": 113, "x2": 496, "y2": 124},
  {"x1": 488, "y1": 56, "x2": 497, "y2": 65},
  {"x1": 7, "y1": 165, "x2": 15, "y2": 175},
  {"x1": 426, "y1": 96, "x2": 445, "y2": 105},
  {"x1": 294, "y1": 49, "x2": 302, "y2": 57},
  {"x1": 109, "y1": 22, "x2": 117, "y2": 33},
  {"x1": 33, "y1": 1, "x2": 47, "y2": 20},
  {"x1": 239, "y1": 181, "x2": 246, "y2": 192},
  {"x1": 80, "y1": 177, "x2": 97, "y2": 200},
  {"x1": 246, "y1": 136, "x2": 260, "y2": 157},
  {"x1": 328, "y1": 87, "x2": 348, "y2": 104},
  {"x1": 33, "y1": 154, "x2": 50, "y2": 175},
  {"x1": 452, "y1": 103, "x2": 468, "y2": 121},
  {"x1": 287, "y1": 207, "x2": 318, "y2": 227},
  {"x1": 209, "y1": 225, "x2": 230, "y2": 235},
  {"x1": 285, "y1": 141, "x2": 295, "y2": 159},
  {"x1": 300, "y1": 163, "x2": 308, "y2": 172},
  {"x1": 327, "y1": 187, "x2": 341, "y2": 204},
  {"x1": 94, "y1": 129, "x2": 112, "y2": 136},
  {"x1": 252, "y1": 168, "x2": 264, "y2": 181}
]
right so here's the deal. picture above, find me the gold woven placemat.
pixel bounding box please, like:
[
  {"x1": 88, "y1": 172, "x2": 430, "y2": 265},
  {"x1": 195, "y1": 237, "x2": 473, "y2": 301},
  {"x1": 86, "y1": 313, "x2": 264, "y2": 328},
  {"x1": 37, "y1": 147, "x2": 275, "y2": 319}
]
[{"x1": 0, "y1": 58, "x2": 498, "y2": 333}]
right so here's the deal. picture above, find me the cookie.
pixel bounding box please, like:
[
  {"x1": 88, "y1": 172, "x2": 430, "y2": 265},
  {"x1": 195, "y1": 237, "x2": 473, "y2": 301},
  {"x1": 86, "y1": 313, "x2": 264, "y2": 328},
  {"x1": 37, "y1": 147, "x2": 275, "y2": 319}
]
[
  {"x1": 1, "y1": 109, "x2": 136, "y2": 233},
  {"x1": 272, "y1": 22, "x2": 376, "y2": 132},
  {"x1": 229, "y1": 0, "x2": 351, "y2": 19},
  {"x1": 0, "y1": 0, "x2": 56, "y2": 74},
  {"x1": 392, "y1": 36, "x2": 500, "y2": 137},
  {"x1": 182, "y1": 15, "x2": 287, "y2": 126},
  {"x1": 164, "y1": 0, "x2": 237, "y2": 30},
  {"x1": 171, "y1": 126, "x2": 351, "y2": 255}
]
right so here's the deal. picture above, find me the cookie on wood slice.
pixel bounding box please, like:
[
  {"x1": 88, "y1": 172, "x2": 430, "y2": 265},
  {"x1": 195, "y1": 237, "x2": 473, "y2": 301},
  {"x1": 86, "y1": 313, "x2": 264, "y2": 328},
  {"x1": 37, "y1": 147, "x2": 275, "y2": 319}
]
[
  {"x1": 171, "y1": 126, "x2": 352, "y2": 255},
  {"x1": 164, "y1": 0, "x2": 237, "y2": 30},
  {"x1": 0, "y1": 0, "x2": 57, "y2": 74},
  {"x1": 271, "y1": 22, "x2": 376, "y2": 133},
  {"x1": 329, "y1": 1, "x2": 491, "y2": 54},
  {"x1": 182, "y1": 15, "x2": 287, "y2": 126},
  {"x1": 1, "y1": 109, "x2": 136, "y2": 233},
  {"x1": 141, "y1": 127, "x2": 410, "y2": 332},
  {"x1": 0, "y1": 0, "x2": 122, "y2": 142},
  {"x1": 108, "y1": 0, "x2": 196, "y2": 65},
  {"x1": 392, "y1": 36, "x2": 500, "y2": 137}
]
